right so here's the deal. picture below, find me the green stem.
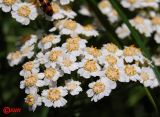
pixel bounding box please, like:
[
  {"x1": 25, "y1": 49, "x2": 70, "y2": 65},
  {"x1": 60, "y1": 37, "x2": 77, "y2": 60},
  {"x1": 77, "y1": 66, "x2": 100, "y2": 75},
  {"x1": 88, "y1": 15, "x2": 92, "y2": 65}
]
[{"x1": 144, "y1": 87, "x2": 158, "y2": 112}]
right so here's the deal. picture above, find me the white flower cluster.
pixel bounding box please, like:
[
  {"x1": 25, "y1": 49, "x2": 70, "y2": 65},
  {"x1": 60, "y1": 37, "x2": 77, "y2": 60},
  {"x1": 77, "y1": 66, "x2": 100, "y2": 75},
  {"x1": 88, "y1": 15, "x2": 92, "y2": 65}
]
[
  {"x1": 116, "y1": 15, "x2": 160, "y2": 42},
  {"x1": 98, "y1": 0, "x2": 119, "y2": 23},
  {"x1": 121, "y1": 0, "x2": 160, "y2": 11},
  {"x1": 97, "y1": 0, "x2": 160, "y2": 44},
  {"x1": 7, "y1": 34, "x2": 159, "y2": 110},
  {"x1": 7, "y1": 35, "x2": 38, "y2": 66},
  {"x1": 0, "y1": 0, "x2": 76, "y2": 25},
  {"x1": 5, "y1": 0, "x2": 159, "y2": 112}
]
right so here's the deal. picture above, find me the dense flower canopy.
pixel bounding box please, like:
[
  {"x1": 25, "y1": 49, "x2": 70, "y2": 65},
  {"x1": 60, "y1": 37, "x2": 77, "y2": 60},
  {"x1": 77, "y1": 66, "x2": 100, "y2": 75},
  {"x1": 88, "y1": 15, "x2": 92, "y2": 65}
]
[{"x1": 2, "y1": 0, "x2": 160, "y2": 111}]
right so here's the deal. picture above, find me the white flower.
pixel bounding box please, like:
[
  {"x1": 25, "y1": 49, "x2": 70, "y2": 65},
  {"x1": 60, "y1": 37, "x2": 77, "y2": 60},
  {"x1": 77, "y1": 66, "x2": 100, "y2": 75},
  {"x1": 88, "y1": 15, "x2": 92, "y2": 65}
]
[
  {"x1": 98, "y1": 0, "x2": 119, "y2": 23},
  {"x1": 49, "y1": 27, "x2": 57, "y2": 32},
  {"x1": 122, "y1": 64, "x2": 141, "y2": 82},
  {"x1": 78, "y1": 58, "x2": 101, "y2": 79},
  {"x1": 44, "y1": 47, "x2": 63, "y2": 68},
  {"x1": 7, "y1": 51, "x2": 23, "y2": 66},
  {"x1": 0, "y1": 0, "x2": 19, "y2": 12},
  {"x1": 123, "y1": 46, "x2": 145, "y2": 63},
  {"x1": 116, "y1": 24, "x2": 130, "y2": 39},
  {"x1": 79, "y1": 5, "x2": 91, "y2": 17},
  {"x1": 101, "y1": 43, "x2": 123, "y2": 56},
  {"x1": 83, "y1": 47, "x2": 102, "y2": 60},
  {"x1": 98, "y1": 54, "x2": 124, "y2": 68},
  {"x1": 20, "y1": 60, "x2": 39, "y2": 77},
  {"x1": 20, "y1": 35, "x2": 38, "y2": 58},
  {"x1": 42, "y1": 67, "x2": 63, "y2": 85},
  {"x1": 24, "y1": 35, "x2": 38, "y2": 46},
  {"x1": 65, "y1": 79, "x2": 82, "y2": 95},
  {"x1": 62, "y1": 37, "x2": 87, "y2": 57},
  {"x1": 25, "y1": 93, "x2": 42, "y2": 111},
  {"x1": 86, "y1": 78, "x2": 113, "y2": 102},
  {"x1": 59, "y1": 0, "x2": 74, "y2": 5},
  {"x1": 35, "y1": 52, "x2": 47, "y2": 65},
  {"x1": 82, "y1": 24, "x2": 99, "y2": 37},
  {"x1": 20, "y1": 44, "x2": 34, "y2": 59},
  {"x1": 45, "y1": 2, "x2": 64, "y2": 21},
  {"x1": 11, "y1": 2, "x2": 38, "y2": 25},
  {"x1": 38, "y1": 34, "x2": 60, "y2": 50},
  {"x1": 101, "y1": 65, "x2": 128, "y2": 83},
  {"x1": 139, "y1": 67, "x2": 159, "y2": 88},
  {"x1": 121, "y1": 0, "x2": 159, "y2": 11},
  {"x1": 20, "y1": 73, "x2": 45, "y2": 94},
  {"x1": 108, "y1": 10, "x2": 119, "y2": 23},
  {"x1": 42, "y1": 87, "x2": 68, "y2": 108},
  {"x1": 130, "y1": 16, "x2": 153, "y2": 37},
  {"x1": 154, "y1": 32, "x2": 160, "y2": 44},
  {"x1": 62, "y1": 6, "x2": 77, "y2": 19},
  {"x1": 151, "y1": 16, "x2": 160, "y2": 33},
  {"x1": 58, "y1": 19, "x2": 83, "y2": 37},
  {"x1": 141, "y1": 0, "x2": 159, "y2": 9},
  {"x1": 98, "y1": 0, "x2": 112, "y2": 15},
  {"x1": 58, "y1": 54, "x2": 79, "y2": 74},
  {"x1": 121, "y1": 0, "x2": 142, "y2": 11},
  {"x1": 152, "y1": 55, "x2": 160, "y2": 66}
]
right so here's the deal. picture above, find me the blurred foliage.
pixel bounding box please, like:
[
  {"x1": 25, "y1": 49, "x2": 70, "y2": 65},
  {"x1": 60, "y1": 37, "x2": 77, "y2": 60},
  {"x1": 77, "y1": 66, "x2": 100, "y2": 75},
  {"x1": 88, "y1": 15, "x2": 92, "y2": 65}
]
[{"x1": 0, "y1": 0, "x2": 160, "y2": 117}]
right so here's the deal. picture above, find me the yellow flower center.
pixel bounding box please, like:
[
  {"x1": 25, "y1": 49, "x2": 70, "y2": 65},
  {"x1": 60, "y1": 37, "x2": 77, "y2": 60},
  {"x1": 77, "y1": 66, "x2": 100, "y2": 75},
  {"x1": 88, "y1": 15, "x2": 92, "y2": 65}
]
[
  {"x1": 66, "y1": 82, "x2": 77, "y2": 91},
  {"x1": 62, "y1": 59, "x2": 73, "y2": 67},
  {"x1": 3, "y1": 0, "x2": 16, "y2": 5},
  {"x1": 124, "y1": 65, "x2": 137, "y2": 76},
  {"x1": 48, "y1": 88, "x2": 61, "y2": 101},
  {"x1": 22, "y1": 61, "x2": 34, "y2": 71},
  {"x1": 105, "y1": 55, "x2": 117, "y2": 65},
  {"x1": 140, "y1": 72, "x2": 149, "y2": 81},
  {"x1": 152, "y1": 17, "x2": 160, "y2": 25},
  {"x1": 84, "y1": 25, "x2": 94, "y2": 31},
  {"x1": 21, "y1": 46, "x2": 32, "y2": 54},
  {"x1": 86, "y1": 47, "x2": 101, "y2": 58},
  {"x1": 98, "y1": 1, "x2": 110, "y2": 9},
  {"x1": 44, "y1": 68, "x2": 56, "y2": 79},
  {"x1": 42, "y1": 35, "x2": 55, "y2": 44},
  {"x1": 128, "y1": 0, "x2": 137, "y2": 4},
  {"x1": 49, "y1": 50, "x2": 62, "y2": 62},
  {"x1": 63, "y1": 6, "x2": 72, "y2": 12},
  {"x1": 25, "y1": 75, "x2": 37, "y2": 87},
  {"x1": 93, "y1": 82, "x2": 105, "y2": 94},
  {"x1": 105, "y1": 66, "x2": 120, "y2": 81},
  {"x1": 84, "y1": 60, "x2": 97, "y2": 72},
  {"x1": 123, "y1": 46, "x2": 140, "y2": 56},
  {"x1": 66, "y1": 37, "x2": 80, "y2": 52},
  {"x1": 10, "y1": 51, "x2": 21, "y2": 60},
  {"x1": 105, "y1": 43, "x2": 118, "y2": 53},
  {"x1": 64, "y1": 20, "x2": 77, "y2": 30},
  {"x1": 134, "y1": 16, "x2": 144, "y2": 24},
  {"x1": 17, "y1": 5, "x2": 31, "y2": 17},
  {"x1": 146, "y1": 0, "x2": 155, "y2": 3},
  {"x1": 51, "y1": 3, "x2": 60, "y2": 13},
  {"x1": 25, "y1": 94, "x2": 35, "y2": 106}
]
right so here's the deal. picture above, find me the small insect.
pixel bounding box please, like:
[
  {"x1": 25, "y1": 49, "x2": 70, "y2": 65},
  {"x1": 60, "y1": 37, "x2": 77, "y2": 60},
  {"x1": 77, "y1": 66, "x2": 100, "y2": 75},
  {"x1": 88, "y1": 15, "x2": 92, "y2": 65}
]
[{"x1": 38, "y1": 0, "x2": 53, "y2": 16}]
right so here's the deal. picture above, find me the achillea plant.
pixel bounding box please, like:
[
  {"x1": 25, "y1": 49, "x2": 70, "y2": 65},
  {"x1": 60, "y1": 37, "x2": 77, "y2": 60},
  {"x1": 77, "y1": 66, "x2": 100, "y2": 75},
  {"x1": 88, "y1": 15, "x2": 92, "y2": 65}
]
[{"x1": 2, "y1": 0, "x2": 160, "y2": 111}]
